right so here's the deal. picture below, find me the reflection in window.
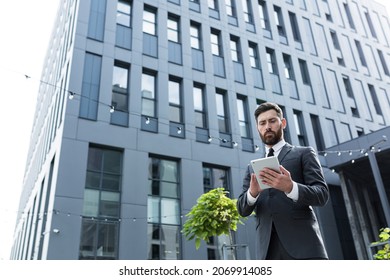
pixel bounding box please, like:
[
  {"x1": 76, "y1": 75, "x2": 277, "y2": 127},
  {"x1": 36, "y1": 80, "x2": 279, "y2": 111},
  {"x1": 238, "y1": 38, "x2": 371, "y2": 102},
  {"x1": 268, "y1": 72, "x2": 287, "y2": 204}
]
[
  {"x1": 202, "y1": 164, "x2": 231, "y2": 259},
  {"x1": 143, "y1": 7, "x2": 156, "y2": 35},
  {"x1": 79, "y1": 146, "x2": 122, "y2": 260},
  {"x1": 147, "y1": 157, "x2": 181, "y2": 260},
  {"x1": 141, "y1": 71, "x2": 156, "y2": 117},
  {"x1": 193, "y1": 84, "x2": 207, "y2": 128},
  {"x1": 111, "y1": 63, "x2": 129, "y2": 112}
]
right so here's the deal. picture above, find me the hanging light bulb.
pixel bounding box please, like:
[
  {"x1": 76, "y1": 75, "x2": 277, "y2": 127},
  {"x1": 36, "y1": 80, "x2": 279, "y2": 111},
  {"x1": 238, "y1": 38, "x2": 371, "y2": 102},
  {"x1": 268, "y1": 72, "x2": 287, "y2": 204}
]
[
  {"x1": 68, "y1": 91, "x2": 75, "y2": 100},
  {"x1": 145, "y1": 117, "x2": 150, "y2": 124},
  {"x1": 255, "y1": 145, "x2": 259, "y2": 151},
  {"x1": 232, "y1": 141, "x2": 238, "y2": 147},
  {"x1": 177, "y1": 127, "x2": 182, "y2": 134},
  {"x1": 208, "y1": 136, "x2": 212, "y2": 142},
  {"x1": 110, "y1": 105, "x2": 115, "y2": 113}
]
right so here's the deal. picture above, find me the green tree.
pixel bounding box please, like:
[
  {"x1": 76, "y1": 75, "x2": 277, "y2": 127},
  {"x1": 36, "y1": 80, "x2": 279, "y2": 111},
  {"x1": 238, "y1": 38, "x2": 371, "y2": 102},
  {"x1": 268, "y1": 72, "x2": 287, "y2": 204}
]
[
  {"x1": 181, "y1": 188, "x2": 246, "y2": 250},
  {"x1": 371, "y1": 227, "x2": 390, "y2": 260}
]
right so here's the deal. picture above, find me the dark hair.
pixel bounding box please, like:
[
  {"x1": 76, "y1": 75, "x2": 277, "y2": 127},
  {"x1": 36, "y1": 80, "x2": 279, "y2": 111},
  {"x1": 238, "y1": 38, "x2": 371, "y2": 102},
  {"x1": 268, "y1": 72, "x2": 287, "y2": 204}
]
[{"x1": 254, "y1": 102, "x2": 283, "y2": 121}]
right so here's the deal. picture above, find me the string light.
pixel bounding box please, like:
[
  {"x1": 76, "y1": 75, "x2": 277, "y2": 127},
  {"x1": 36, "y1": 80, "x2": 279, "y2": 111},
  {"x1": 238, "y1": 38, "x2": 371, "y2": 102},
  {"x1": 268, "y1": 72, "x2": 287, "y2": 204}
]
[
  {"x1": 68, "y1": 91, "x2": 75, "y2": 100},
  {"x1": 9, "y1": 68, "x2": 390, "y2": 159},
  {"x1": 319, "y1": 135, "x2": 387, "y2": 172},
  {"x1": 19, "y1": 69, "x2": 389, "y2": 156},
  {"x1": 13, "y1": 207, "x2": 244, "y2": 227}
]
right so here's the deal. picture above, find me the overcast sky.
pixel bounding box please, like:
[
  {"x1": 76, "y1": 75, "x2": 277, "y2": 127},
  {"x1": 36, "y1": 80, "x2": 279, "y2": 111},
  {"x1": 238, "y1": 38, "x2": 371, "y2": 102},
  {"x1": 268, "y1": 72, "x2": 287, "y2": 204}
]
[
  {"x1": 0, "y1": 0, "x2": 389, "y2": 260},
  {"x1": 0, "y1": 0, "x2": 60, "y2": 260}
]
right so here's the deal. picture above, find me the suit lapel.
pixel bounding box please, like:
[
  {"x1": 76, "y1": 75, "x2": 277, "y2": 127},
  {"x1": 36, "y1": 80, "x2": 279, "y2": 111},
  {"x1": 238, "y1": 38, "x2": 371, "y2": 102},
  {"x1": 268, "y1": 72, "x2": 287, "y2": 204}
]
[{"x1": 278, "y1": 143, "x2": 293, "y2": 163}]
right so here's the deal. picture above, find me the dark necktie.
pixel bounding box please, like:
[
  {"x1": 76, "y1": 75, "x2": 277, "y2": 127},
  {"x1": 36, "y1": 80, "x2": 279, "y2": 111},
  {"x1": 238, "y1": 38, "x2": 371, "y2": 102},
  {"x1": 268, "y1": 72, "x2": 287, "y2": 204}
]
[{"x1": 267, "y1": 148, "x2": 274, "y2": 157}]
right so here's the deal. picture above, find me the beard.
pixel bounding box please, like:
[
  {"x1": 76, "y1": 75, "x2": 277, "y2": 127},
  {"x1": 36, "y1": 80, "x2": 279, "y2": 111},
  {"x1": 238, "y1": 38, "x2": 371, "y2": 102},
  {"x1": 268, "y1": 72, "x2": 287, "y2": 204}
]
[{"x1": 260, "y1": 126, "x2": 283, "y2": 146}]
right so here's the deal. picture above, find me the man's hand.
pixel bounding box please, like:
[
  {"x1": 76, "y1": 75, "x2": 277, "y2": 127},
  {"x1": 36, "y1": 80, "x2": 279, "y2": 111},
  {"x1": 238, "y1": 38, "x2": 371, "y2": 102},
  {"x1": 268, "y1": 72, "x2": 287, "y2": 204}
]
[
  {"x1": 259, "y1": 165, "x2": 293, "y2": 193},
  {"x1": 249, "y1": 173, "x2": 261, "y2": 197}
]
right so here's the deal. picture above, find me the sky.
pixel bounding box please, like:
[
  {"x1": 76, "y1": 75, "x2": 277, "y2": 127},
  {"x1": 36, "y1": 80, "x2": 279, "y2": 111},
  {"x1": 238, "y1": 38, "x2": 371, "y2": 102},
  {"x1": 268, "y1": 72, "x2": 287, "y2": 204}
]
[
  {"x1": 0, "y1": 0, "x2": 60, "y2": 260},
  {"x1": 0, "y1": 0, "x2": 389, "y2": 261}
]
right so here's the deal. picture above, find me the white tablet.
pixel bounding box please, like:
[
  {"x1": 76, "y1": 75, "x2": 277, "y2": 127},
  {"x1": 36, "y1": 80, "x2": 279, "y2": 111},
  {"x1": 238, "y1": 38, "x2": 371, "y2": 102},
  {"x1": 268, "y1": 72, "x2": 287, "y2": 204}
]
[{"x1": 250, "y1": 156, "x2": 281, "y2": 189}]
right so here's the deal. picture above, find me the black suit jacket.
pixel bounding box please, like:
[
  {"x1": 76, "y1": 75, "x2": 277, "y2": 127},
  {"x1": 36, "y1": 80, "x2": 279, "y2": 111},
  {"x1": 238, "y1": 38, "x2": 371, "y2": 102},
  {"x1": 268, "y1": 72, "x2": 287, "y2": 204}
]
[{"x1": 237, "y1": 143, "x2": 329, "y2": 259}]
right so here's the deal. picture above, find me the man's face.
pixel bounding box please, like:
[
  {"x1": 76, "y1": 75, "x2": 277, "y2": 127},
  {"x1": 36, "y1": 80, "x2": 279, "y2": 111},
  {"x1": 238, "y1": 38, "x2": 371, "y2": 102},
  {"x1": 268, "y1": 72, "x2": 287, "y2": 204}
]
[{"x1": 256, "y1": 109, "x2": 286, "y2": 146}]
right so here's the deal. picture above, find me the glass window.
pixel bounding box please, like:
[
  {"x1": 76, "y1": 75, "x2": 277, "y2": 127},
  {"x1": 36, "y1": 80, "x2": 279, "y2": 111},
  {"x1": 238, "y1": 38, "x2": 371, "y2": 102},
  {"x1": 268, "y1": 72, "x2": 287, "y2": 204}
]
[
  {"x1": 88, "y1": 0, "x2": 106, "y2": 41},
  {"x1": 168, "y1": 15, "x2": 179, "y2": 43},
  {"x1": 310, "y1": 114, "x2": 325, "y2": 151},
  {"x1": 141, "y1": 71, "x2": 156, "y2": 117},
  {"x1": 248, "y1": 42, "x2": 260, "y2": 68},
  {"x1": 355, "y1": 40, "x2": 367, "y2": 67},
  {"x1": 143, "y1": 8, "x2": 156, "y2": 35},
  {"x1": 258, "y1": 0, "x2": 270, "y2": 30},
  {"x1": 364, "y1": 11, "x2": 377, "y2": 39},
  {"x1": 289, "y1": 12, "x2": 301, "y2": 42},
  {"x1": 225, "y1": 0, "x2": 235, "y2": 17},
  {"x1": 293, "y1": 110, "x2": 307, "y2": 146},
  {"x1": 190, "y1": 23, "x2": 201, "y2": 49},
  {"x1": 230, "y1": 38, "x2": 239, "y2": 62},
  {"x1": 169, "y1": 78, "x2": 182, "y2": 123},
  {"x1": 283, "y1": 54, "x2": 294, "y2": 80},
  {"x1": 266, "y1": 48, "x2": 277, "y2": 74},
  {"x1": 242, "y1": 0, "x2": 253, "y2": 23},
  {"x1": 79, "y1": 146, "x2": 122, "y2": 260},
  {"x1": 208, "y1": 0, "x2": 218, "y2": 10},
  {"x1": 211, "y1": 31, "x2": 221, "y2": 56},
  {"x1": 147, "y1": 157, "x2": 181, "y2": 260},
  {"x1": 236, "y1": 96, "x2": 250, "y2": 138},
  {"x1": 112, "y1": 64, "x2": 129, "y2": 112},
  {"x1": 343, "y1": 3, "x2": 355, "y2": 30},
  {"x1": 216, "y1": 90, "x2": 229, "y2": 133},
  {"x1": 193, "y1": 84, "x2": 207, "y2": 128},
  {"x1": 368, "y1": 84, "x2": 382, "y2": 115},
  {"x1": 79, "y1": 219, "x2": 118, "y2": 260},
  {"x1": 299, "y1": 59, "x2": 311, "y2": 85},
  {"x1": 80, "y1": 53, "x2": 102, "y2": 120},
  {"x1": 202, "y1": 164, "x2": 230, "y2": 259},
  {"x1": 273, "y1": 5, "x2": 285, "y2": 36},
  {"x1": 377, "y1": 49, "x2": 389, "y2": 76},
  {"x1": 117, "y1": 0, "x2": 131, "y2": 27}
]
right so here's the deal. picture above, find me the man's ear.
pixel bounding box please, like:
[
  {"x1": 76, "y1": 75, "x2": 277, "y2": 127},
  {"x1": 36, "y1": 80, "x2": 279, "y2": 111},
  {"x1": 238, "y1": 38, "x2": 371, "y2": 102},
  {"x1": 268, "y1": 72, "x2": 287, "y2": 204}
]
[{"x1": 281, "y1": 118, "x2": 287, "y2": 129}]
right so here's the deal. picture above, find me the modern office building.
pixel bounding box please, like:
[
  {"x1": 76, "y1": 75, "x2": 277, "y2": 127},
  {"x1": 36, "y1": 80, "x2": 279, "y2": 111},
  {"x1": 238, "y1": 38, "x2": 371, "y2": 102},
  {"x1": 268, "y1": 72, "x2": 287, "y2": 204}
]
[{"x1": 11, "y1": 0, "x2": 390, "y2": 260}]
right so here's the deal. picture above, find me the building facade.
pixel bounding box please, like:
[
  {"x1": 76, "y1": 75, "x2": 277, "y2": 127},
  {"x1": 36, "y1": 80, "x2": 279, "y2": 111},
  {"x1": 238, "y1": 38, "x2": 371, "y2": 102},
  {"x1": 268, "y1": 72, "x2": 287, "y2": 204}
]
[{"x1": 11, "y1": 0, "x2": 390, "y2": 260}]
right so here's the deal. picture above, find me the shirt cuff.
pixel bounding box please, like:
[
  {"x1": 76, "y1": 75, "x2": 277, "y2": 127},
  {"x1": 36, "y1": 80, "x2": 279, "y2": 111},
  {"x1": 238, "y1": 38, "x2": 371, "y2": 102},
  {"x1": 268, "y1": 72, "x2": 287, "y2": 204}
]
[
  {"x1": 286, "y1": 182, "x2": 299, "y2": 201},
  {"x1": 246, "y1": 189, "x2": 258, "y2": 206}
]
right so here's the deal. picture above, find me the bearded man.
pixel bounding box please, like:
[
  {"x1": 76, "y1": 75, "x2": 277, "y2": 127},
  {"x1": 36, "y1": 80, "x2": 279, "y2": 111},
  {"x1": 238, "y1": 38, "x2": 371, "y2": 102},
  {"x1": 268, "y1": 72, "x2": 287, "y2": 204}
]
[{"x1": 237, "y1": 102, "x2": 329, "y2": 260}]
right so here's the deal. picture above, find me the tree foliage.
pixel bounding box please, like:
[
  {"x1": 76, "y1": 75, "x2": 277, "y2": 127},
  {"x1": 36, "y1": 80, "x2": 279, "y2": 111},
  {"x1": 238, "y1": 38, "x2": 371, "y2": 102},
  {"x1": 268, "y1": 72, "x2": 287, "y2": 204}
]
[
  {"x1": 372, "y1": 227, "x2": 390, "y2": 260},
  {"x1": 181, "y1": 188, "x2": 246, "y2": 249}
]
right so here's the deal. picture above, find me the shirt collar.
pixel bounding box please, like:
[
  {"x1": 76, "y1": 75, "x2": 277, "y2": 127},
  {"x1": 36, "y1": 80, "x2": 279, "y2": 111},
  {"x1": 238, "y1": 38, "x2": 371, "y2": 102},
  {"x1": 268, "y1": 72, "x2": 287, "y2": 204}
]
[{"x1": 265, "y1": 139, "x2": 286, "y2": 156}]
